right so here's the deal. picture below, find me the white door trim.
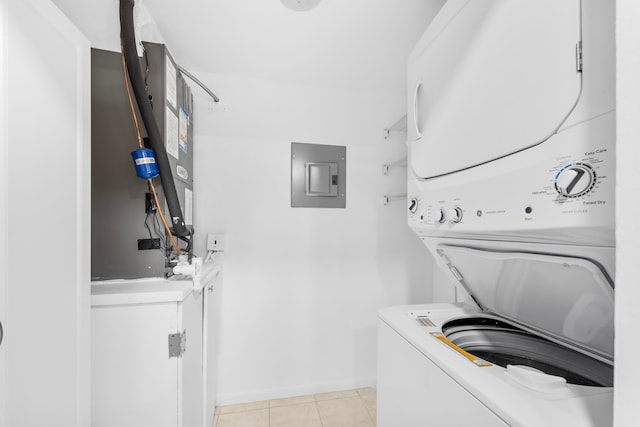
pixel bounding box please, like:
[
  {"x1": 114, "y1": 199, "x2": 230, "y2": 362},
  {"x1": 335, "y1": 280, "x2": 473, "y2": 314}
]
[
  {"x1": 0, "y1": 0, "x2": 8, "y2": 426},
  {"x1": 4, "y1": 1, "x2": 90, "y2": 424}
]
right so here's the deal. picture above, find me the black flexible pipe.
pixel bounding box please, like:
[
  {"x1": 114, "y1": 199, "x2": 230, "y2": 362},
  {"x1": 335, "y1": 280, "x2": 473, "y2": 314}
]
[{"x1": 119, "y1": 0, "x2": 189, "y2": 237}]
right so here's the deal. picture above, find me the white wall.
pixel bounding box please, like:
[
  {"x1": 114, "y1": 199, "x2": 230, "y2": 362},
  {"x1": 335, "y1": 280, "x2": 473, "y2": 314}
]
[
  {"x1": 168, "y1": 0, "x2": 446, "y2": 405},
  {"x1": 192, "y1": 71, "x2": 433, "y2": 403},
  {"x1": 614, "y1": 0, "x2": 640, "y2": 425}
]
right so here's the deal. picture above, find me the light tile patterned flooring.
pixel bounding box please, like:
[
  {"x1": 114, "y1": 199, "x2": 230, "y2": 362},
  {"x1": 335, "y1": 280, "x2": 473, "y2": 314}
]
[{"x1": 212, "y1": 387, "x2": 377, "y2": 427}]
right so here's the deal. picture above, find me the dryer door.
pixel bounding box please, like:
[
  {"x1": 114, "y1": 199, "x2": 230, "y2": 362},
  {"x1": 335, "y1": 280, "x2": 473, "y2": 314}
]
[{"x1": 408, "y1": 0, "x2": 581, "y2": 179}]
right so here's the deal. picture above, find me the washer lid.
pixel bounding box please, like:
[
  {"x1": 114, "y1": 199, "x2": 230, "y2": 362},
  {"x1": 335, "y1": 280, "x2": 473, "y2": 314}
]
[
  {"x1": 408, "y1": 0, "x2": 582, "y2": 179},
  {"x1": 436, "y1": 245, "x2": 614, "y2": 360}
]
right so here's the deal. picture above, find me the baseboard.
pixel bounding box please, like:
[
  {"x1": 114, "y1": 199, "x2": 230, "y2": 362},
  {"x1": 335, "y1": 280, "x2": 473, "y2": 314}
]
[{"x1": 214, "y1": 376, "x2": 377, "y2": 406}]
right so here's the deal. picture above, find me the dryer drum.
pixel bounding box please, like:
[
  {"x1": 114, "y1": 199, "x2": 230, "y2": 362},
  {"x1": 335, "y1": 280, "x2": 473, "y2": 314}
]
[{"x1": 442, "y1": 317, "x2": 613, "y2": 387}]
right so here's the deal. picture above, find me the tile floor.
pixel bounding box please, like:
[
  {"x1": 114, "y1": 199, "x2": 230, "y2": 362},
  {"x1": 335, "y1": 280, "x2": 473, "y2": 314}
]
[{"x1": 212, "y1": 387, "x2": 377, "y2": 427}]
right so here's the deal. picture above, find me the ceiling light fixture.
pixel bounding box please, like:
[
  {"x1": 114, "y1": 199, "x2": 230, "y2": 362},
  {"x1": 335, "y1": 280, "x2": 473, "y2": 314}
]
[{"x1": 280, "y1": 0, "x2": 321, "y2": 12}]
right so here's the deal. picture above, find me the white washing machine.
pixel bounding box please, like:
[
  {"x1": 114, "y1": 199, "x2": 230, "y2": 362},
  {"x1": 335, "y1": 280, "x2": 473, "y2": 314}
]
[
  {"x1": 377, "y1": 0, "x2": 615, "y2": 425},
  {"x1": 377, "y1": 237, "x2": 614, "y2": 426}
]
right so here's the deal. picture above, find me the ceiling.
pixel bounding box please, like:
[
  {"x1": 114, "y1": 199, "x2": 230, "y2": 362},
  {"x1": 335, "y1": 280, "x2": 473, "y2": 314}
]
[
  {"x1": 141, "y1": 0, "x2": 444, "y2": 88},
  {"x1": 51, "y1": 0, "x2": 444, "y2": 89}
]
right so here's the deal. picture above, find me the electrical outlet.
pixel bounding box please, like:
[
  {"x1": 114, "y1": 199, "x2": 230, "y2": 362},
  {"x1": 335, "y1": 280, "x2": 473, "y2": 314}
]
[
  {"x1": 145, "y1": 192, "x2": 156, "y2": 213},
  {"x1": 138, "y1": 238, "x2": 161, "y2": 250},
  {"x1": 207, "y1": 233, "x2": 226, "y2": 251}
]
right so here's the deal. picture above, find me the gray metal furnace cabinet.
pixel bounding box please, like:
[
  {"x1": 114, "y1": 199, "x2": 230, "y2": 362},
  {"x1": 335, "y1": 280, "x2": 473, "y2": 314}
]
[{"x1": 91, "y1": 44, "x2": 194, "y2": 280}]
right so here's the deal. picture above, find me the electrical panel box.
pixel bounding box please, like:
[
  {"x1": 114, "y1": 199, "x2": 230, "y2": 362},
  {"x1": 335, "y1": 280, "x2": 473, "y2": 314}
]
[
  {"x1": 291, "y1": 142, "x2": 346, "y2": 208},
  {"x1": 91, "y1": 44, "x2": 194, "y2": 280}
]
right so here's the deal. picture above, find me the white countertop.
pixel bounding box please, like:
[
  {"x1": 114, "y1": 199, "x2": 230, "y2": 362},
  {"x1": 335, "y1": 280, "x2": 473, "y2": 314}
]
[{"x1": 91, "y1": 278, "x2": 193, "y2": 306}]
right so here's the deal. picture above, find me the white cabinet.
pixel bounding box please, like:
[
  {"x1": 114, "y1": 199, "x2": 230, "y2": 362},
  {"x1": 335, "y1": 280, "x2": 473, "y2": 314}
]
[{"x1": 91, "y1": 281, "x2": 204, "y2": 427}]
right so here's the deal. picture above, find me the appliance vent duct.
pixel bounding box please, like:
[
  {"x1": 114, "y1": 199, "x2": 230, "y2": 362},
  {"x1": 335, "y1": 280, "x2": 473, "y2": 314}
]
[{"x1": 416, "y1": 317, "x2": 436, "y2": 328}]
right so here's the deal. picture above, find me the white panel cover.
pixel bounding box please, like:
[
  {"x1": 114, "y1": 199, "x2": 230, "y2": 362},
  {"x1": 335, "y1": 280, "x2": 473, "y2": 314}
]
[
  {"x1": 437, "y1": 245, "x2": 614, "y2": 360},
  {"x1": 408, "y1": 0, "x2": 581, "y2": 178}
]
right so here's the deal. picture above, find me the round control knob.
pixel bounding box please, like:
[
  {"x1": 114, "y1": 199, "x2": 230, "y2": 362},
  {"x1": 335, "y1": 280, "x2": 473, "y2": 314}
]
[
  {"x1": 408, "y1": 198, "x2": 418, "y2": 214},
  {"x1": 437, "y1": 209, "x2": 446, "y2": 224},
  {"x1": 555, "y1": 163, "x2": 596, "y2": 198},
  {"x1": 449, "y1": 207, "x2": 463, "y2": 223}
]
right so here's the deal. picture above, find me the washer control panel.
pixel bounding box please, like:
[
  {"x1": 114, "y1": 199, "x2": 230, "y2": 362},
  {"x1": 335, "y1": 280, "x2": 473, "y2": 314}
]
[{"x1": 406, "y1": 113, "x2": 615, "y2": 245}]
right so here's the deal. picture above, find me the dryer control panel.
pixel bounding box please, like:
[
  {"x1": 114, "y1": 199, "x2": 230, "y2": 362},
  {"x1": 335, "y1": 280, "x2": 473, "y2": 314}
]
[{"x1": 407, "y1": 112, "x2": 615, "y2": 247}]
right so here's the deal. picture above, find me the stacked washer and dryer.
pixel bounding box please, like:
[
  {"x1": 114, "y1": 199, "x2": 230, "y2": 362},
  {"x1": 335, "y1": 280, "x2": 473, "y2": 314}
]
[{"x1": 377, "y1": 0, "x2": 615, "y2": 426}]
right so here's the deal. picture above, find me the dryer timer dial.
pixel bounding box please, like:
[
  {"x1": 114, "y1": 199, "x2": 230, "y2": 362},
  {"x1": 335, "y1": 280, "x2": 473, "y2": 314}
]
[
  {"x1": 554, "y1": 163, "x2": 596, "y2": 198},
  {"x1": 408, "y1": 198, "x2": 419, "y2": 214}
]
